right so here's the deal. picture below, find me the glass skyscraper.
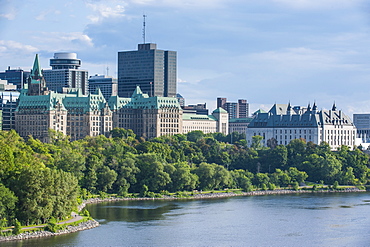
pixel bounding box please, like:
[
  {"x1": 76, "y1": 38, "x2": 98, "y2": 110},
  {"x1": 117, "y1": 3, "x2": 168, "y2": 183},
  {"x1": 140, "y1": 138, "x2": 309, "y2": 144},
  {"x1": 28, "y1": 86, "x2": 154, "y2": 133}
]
[{"x1": 117, "y1": 43, "x2": 177, "y2": 98}]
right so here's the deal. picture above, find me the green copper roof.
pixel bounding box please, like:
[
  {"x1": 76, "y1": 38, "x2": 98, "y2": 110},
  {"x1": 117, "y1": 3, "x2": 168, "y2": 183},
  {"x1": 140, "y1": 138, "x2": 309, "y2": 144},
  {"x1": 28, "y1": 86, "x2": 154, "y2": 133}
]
[
  {"x1": 16, "y1": 91, "x2": 67, "y2": 112},
  {"x1": 108, "y1": 86, "x2": 181, "y2": 110},
  {"x1": 183, "y1": 114, "x2": 217, "y2": 121},
  {"x1": 212, "y1": 107, "x2": 228, "y2": 114},
  {"x1": 16, "y1": 88, "x2": 109, "y2": 113}
]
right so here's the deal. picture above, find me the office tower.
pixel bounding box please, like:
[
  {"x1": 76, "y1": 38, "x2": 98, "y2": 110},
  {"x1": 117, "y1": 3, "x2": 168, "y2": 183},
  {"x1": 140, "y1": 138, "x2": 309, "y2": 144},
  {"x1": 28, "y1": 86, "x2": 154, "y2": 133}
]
[
  {"x1": 0, "y1": 79, "x2": 19, "y2": 131},
  {"x1": 117, "y1": 43, "x2": 177, "y2": 98},
  {"x1": 89, "y1": 74, "x2": 118, "y2": 101},
  {"x1": 217, "y1": 97, "x2": 227, "y2": 109},
  {"x1": 0, "y1": 67, "x2": 30, "y2": 90},
  {"x1": 238, "y1": 99, "x2": 249, "y2": 118},
  {"x1": 217, "y1": 97, "x2": 249, "y2": 119},
  {"x1": 176, "y1": 93, "x2": 185, "y2": 107},
  {"x1": 43, "y1": 53, "x2": 88, "y2": 95}
]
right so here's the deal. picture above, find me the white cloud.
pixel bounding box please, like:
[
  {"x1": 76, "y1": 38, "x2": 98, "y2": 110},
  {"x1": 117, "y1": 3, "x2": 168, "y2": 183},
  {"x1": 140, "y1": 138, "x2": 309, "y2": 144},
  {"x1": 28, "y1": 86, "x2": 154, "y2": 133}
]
[
  {"x1": 128, "y1": 0, "x2": 226, "y2": 8},
  {"x1": 0, "y1": 40, "x2": 39, "y2": 54},
  {"x1": 272, "y1": 0, "x2": 364, "y2": 9},
  {"x1": 247, "y1": 47, "x2": 340, "y2": 71},
  {"x1": 0, "y1": 12, "x2": 16, "y2": 20},
  {"x1": 86, "y1": 1, "x2": 126, "y2": 23},
  {"x1": 31, "y1": 32, "x2": 93, "y2": 51}
]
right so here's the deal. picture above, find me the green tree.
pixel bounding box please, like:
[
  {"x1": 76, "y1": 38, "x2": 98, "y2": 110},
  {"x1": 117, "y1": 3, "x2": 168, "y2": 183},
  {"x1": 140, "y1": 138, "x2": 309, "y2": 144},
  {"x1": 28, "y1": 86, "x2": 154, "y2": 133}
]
[
  {"x1": 187, "y1": 130, "x2": 204, "y2": 142},
  {"x1": 251, "y1": 135, "x2": 263, "y2": 149},
  {"x1": 0, "y1": 183, "x2": 17, "y2": 221}
]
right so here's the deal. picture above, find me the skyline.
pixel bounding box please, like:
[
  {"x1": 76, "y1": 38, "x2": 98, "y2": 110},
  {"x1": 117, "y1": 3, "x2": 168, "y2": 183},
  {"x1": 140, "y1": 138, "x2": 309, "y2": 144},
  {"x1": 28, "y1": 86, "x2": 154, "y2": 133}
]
[{"x1": 1, "y1": 0, "x2": 370, "y2": 115}]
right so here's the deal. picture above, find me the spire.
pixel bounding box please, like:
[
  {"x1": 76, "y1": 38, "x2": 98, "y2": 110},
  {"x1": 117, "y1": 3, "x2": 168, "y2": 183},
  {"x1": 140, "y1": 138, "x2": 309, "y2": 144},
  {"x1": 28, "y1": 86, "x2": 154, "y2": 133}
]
[
  {"x1": 307, "y1": 102, "x2": 311, "y2": 111},
  {"x1": 312, "y1": 102, "x2": 317, "y2": 111},
  {"x1": 287, "y1": 101, "x2": 292, "y2": 115},
  {"x1": 131, "y1": 85, "x2": 144, "y2": 98},
  {"x1": 332, "y1": 102, "x2": 337, "y2": 111},
  {"x1": 287, "y1": 101, "x2": 291, "y2": 110},
  {"x1": 31, "y1": 54, "x2": 43, "y2": 78}
]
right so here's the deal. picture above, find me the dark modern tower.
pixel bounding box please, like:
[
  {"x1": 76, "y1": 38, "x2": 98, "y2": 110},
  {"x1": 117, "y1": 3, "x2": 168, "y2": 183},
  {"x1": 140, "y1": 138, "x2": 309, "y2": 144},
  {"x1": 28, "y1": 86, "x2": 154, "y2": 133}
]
[
  {"x1": 0, "y1": 67, "x2": 30, "y2": 90},
  {"x1": 117, "y1": 43, "x2": 177, "y2": 98}
]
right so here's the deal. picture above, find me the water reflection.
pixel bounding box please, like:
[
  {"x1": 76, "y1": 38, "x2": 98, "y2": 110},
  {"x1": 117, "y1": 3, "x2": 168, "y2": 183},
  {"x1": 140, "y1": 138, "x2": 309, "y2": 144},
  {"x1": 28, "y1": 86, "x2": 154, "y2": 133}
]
[{"x1": 86, "y1": 201, "x2": 182, "y2": 223}]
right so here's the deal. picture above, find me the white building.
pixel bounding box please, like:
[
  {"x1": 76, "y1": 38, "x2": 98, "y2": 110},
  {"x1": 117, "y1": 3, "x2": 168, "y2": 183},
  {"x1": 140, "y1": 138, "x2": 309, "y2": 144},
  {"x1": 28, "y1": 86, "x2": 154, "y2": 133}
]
[
  {"x1": 182, "y1": 108, "x2": 229, "y2": 135},
  {"x1": 246, "y1": 103, "x2": 357, "y2": 150}
]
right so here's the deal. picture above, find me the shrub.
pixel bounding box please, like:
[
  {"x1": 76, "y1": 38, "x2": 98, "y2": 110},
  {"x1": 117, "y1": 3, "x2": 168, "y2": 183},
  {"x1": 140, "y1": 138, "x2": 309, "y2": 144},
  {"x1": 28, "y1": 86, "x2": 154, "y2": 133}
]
[{"x1": 12, "y1": 220, "x2": 22, "y2": 235}]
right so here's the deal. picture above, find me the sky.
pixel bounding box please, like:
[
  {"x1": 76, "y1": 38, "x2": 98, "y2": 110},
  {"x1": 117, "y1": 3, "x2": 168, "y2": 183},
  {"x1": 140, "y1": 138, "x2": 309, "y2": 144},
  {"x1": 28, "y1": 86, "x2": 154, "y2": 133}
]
[{"x1": 1, "y1": 0, "x2": 370, "y2": 115}]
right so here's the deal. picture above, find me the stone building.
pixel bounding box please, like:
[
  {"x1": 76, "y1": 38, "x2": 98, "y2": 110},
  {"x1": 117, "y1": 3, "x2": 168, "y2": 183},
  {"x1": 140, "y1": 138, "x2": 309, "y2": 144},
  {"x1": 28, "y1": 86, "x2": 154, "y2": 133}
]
[
  {"x1": 109, "y1": 86, "x2": 182, "y2": 139},
  {"x1": 15, "y1": 55, "x2": 112, "y2": 142},
  {"x1": 246, "y1": 103, "x2": 356, "y2": 150}
]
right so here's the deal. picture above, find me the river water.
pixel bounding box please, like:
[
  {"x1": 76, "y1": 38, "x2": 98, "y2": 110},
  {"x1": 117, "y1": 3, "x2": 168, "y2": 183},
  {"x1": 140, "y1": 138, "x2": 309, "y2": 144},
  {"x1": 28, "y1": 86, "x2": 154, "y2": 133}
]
[{"x1": 3, "y1": 192, "x2": 370, "y2": 247}]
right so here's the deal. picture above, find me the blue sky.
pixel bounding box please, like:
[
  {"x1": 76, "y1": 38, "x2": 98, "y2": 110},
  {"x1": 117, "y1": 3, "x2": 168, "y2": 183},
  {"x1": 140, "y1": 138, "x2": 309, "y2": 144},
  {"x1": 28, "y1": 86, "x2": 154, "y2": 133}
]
[{"x1": 1, "y1": 0, "x2": 370, "y2": 115}]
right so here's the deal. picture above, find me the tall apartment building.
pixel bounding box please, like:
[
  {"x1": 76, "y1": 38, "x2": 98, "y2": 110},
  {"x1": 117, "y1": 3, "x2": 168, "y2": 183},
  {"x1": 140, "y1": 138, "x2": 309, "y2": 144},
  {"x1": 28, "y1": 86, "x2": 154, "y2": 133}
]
[
  {"x1": 217, "y1": 97, "x2": 249, "y2": 119},
  {"x1": 0, "y1": 67, "x2": 30, "y2": 90},
  {"x1": 43, "y1": 53, "x2": 89, "y2": 95},
  {"x1": 246, "y1": 103, "x2": 356, "y2": 150},
  {"x1": 117, "y1": 43, "x2": 177, "y2": 98},
  {"x1": 89, "y1": 74, "x2": 118, "y2": 101}
]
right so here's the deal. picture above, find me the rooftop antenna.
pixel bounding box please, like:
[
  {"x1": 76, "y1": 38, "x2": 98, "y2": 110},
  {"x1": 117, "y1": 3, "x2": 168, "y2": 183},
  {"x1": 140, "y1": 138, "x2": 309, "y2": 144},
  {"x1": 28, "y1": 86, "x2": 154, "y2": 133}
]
[
  {"x1": 142, "y1": 14, "x2": 147, "y2": 44},
  {"x1": 106, "y1": 66, "x2": 109, "y2": 76}
]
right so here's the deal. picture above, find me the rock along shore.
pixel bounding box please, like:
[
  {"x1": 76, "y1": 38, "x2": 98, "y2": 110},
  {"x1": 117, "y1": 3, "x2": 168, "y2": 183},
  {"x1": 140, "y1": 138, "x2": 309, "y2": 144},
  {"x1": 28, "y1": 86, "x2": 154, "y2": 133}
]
[
  {"x1": 79, "y1": 187, "x2": 366, "y2": 209},
  {"x1": 0, "y1": 220, "x2": 99, "y2": 242}
]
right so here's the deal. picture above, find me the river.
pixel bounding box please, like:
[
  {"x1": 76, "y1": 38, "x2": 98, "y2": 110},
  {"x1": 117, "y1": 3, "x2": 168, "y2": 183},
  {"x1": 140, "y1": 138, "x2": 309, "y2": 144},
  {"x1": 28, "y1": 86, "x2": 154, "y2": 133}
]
[{"x1": 3, "y1": 192, "x2": 370, "y2": 246}]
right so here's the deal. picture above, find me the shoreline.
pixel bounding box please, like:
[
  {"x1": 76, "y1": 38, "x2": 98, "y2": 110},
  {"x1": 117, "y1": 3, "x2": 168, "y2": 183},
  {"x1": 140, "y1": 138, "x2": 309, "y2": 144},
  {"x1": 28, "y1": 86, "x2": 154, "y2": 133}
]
[
  {"x1": 80, "y1": 187, "x2": 367, "y2": 208},
  {"x1": 0, "y1": 220, "x2": 99, "y2": 242},
  {"x1": 1, "y1": 188, "x2": 366, "y2": 243}
]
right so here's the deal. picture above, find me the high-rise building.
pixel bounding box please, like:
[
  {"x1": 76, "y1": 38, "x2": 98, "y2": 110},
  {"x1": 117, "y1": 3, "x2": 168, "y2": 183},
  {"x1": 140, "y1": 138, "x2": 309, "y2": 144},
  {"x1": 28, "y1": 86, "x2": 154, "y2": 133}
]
[
  {"x1": 238, "y1": 99, "x2": 249, "y2": 118},
  {"x1": 217, "y1": 97, "x2": 249, "y2": 119},
  {"x1": 0, "y1": 67, "x2": 30, "y2": 90},
  {"x1": 0, "y1": 79, "x2": 19, "y2": 131},
  {"x1": 88, "y1": 74, "x2": 118, "y2": 101},
  {"x1": 43, "y1": 53, "x2": 89, "y2": 95},
  {"x1": 353, "y1": 114, "x2": 370, "y2": 143},
  {"x1": 117, "y1": 43, "x2": 177, "y2": 98}
]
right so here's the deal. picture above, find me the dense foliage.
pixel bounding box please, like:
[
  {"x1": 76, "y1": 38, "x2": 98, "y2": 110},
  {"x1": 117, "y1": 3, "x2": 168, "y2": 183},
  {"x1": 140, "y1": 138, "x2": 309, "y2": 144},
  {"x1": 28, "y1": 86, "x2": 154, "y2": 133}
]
[{"x1": 0, "y1": 129, "x2": 369, "y2": 228}]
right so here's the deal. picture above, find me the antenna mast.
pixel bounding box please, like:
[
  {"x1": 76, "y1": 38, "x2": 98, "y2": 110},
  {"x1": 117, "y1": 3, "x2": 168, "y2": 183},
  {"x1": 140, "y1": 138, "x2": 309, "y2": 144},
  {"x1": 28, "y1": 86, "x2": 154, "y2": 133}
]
[{"x1": 142, "y1": 14, "x2": 147, "y2": 44}]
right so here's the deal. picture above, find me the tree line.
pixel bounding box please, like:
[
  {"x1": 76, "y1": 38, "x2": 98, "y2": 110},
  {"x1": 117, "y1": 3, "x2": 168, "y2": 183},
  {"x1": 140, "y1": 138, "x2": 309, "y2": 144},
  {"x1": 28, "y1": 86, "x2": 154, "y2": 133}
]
[{"x1": 0, "y1": 128, "x2": 369, "y2": 227}]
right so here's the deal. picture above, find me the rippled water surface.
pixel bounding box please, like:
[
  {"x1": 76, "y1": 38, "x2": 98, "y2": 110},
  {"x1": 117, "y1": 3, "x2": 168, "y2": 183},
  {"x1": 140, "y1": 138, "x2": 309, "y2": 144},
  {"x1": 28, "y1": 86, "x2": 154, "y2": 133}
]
[{"x1": 4, "y1": 192, "x2": 370, "y2": 247}]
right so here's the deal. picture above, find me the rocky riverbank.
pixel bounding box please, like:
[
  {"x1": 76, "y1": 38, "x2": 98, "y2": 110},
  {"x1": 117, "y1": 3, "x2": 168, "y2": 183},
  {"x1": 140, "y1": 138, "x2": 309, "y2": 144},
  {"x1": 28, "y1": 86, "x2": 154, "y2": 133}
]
[
  {"x1": 80, "y1": 187, "x2": 366, "y2": 207},
  {"x1": 0, "y1": 220, "x2": 99, "y2": 242}
]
